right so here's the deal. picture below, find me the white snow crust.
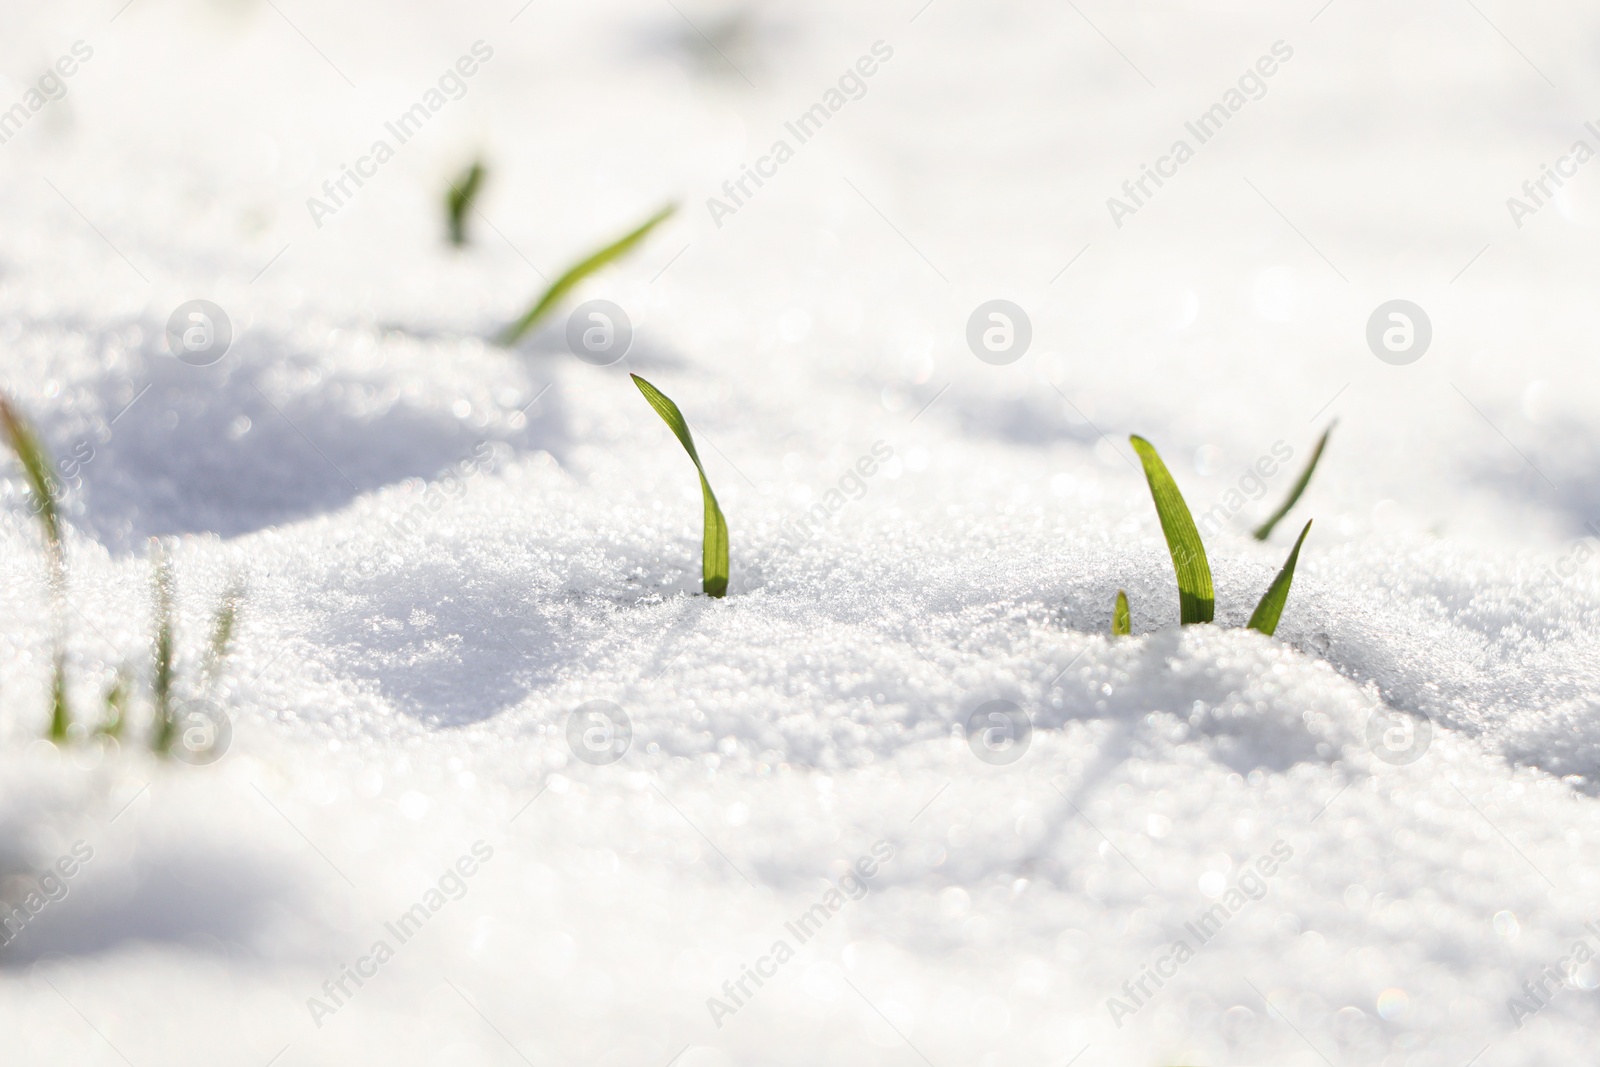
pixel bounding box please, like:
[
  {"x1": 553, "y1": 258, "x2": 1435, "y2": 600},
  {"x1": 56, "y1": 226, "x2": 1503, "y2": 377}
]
[{"x1": 3, "y1": 1, "x2": 1600, "y2": 1064}]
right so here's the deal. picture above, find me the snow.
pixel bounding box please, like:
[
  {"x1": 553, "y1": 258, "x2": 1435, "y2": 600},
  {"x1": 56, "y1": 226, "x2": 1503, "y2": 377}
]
[{"x1": 3, "y1": 0, "x2": 1600, "y2": 1063}]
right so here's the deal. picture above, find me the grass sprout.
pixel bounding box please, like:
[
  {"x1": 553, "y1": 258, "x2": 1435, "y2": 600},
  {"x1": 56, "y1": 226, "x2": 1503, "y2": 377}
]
[
  {"x1": 1112, "y1": 590, "x2": 1130, "y2": 636},
  {"x1": 446, "y1": 160, "x2": 486, "y2": 247},
  {"x1": 97, "y1": 665, "x2": 131, "y2": 740},
  {"x1": 202, "y1": 581, "x2": 243, "y2": 684},
  {"x1": 1130, "y1": 435, "x2": 1214, "y2": 624},
  {"x1": 499, "y1": 203, "x2": 676, "y2": 346},
  {"x1": 0, "y1": 395, "x2": 62, "y2": 578},
  {"x1": 1247, "y1": 519, "x2": 1312, "y2": 636},
  {"x1": 149, "y1": 542, "x2": 178, "y2": 755},
  {"x1": 1, "y1": 395, "x2": 74, "y2": 739},
  {"x1": 49, "y1": 654, "x2": 70, "y2": 742},
  {"x1": 1124, "y1": 434, "x2": 1315, "y2": 635},
  {"x1": 631, "y1": 374, "x2": 729, "y2": 597},
  {"x1": 1, "y1": 402, "x2": 241, "y2": 752},
  {"x1": 1254, "y1": 423, "x2": 1333, "y2": 541}
]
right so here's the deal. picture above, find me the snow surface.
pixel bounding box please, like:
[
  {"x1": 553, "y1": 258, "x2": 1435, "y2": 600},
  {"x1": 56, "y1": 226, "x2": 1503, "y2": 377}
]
[{"x1": 3, "y1": 0, "x2": 1600, "y2": 1063}]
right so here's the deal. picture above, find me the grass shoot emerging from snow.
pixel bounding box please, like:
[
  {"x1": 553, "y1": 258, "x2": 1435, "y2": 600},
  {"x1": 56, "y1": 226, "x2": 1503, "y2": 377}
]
[
  {"x1": 1254, "y1": 423, "x2": 1332, "y2": 541},
  {"x1": 1112, "y1": 590, "x2": 1130, "y2": 636},
  {"x1": 0, "y1": 395, "x2": 62, "y2": 577},
  {"x1": 203, "y1": 581, "x2": 243, "y2": 685},
  {"x1": 1247, "y1": 519, "x2": 1312, "y2": 636},
  {"x1": 1127, "y1": 435, "x2": 1312, "y2": 634},
  {"x1": 498, "y1": 203, "x2": 676, "y2": 346},
  {"x1": 98, "y1": 666, "x2": 131, "y2": 740},
  {"x1": 1130, "y1": 434, "x2": 1214, "y2": 624},
  {"x1": 631, "y1": 374, "x2": 729, "y2": 598},
  {"x1": 149, "y1": 542, "x2": 178, "y2": 755},
  {"x1": 0, "y1": 395, "x2": 72, "y2": 739},
  {"x1": 2, "y1": 398, "x2": 240, "y2": 752},
  {"x1": 446, "y1": 160, "x2": 486, "y2": 247}
]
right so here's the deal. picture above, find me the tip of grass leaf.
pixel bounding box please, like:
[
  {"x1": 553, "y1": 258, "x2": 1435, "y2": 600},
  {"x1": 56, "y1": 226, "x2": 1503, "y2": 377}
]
[
  {"x1": 1254, "y1": 423, "x2": 1333, "y2": 541},
  {"x1": 446, "y1": 159, "x2": 487, "y2": 247},
  {"x1": 499, "y1": 203, "x2": 677, "y2": 346},
  {"x1": 1112, "y1": 590, "x2": 1131, "y2": 636},
  {"x1": 0, "y1": 394, "x2": 63, "y2": 571},
  {"x1": 1247, "y1": 519, "x2": 1312, "y2": 637}
]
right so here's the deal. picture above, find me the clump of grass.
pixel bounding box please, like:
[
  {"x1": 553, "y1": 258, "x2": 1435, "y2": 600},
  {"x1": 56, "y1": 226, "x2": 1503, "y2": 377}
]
[
  {"x1": 446, "y1": 160, "x2": 487, "y2": 247},
  {"x1": 145, "y1": 544, "x2": 242, "y2": 758},
  {"x1": 1123, "y1": 434, "x2": 1312, "y2": 637},
  {"x1": 631, "y1": 374, "x2": 729, "y2": 598},
  {"x1": 499, "y1": 203, "x2": 677, "y2": 346},
  {"x1": 1254, "y1": 423, "x2": 1333, "y2": 541},
  {"x1": 1, "y1": 399, "x2": 242, "y2": 752},
  {"x1": 0, "y1": 395, "x2": 71, "y2": 740}
]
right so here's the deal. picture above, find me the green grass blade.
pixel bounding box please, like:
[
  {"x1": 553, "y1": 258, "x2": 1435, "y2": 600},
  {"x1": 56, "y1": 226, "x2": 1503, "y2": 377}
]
[
  {"x1": 3, "y1": 397, "x2": 73, "y2": 741},
  {"x1": 446, "y1": 160, "x2": 486, "y2": 247},
  {"x1": 48, "y1": 653, "x2": 70, "y2": 742},
  {"x1": 149, "y1": 543, "x2": 177, "y2": 754},
  {"x1": 1254, "y1": 423, "x2": 1333, "y2": 541},
  {"x1": 1112, "y1": 590, "x2": 1130, "y2": 636},
  {"x1": 1129, "y1": 435, "x2": 1214, "y2": 625},
  {"x1": 631, "y1": 374, "x2": 729, "y2": 598},
  {"x1": 98, "y1": 666, "x2": 130, "y2": 739},
  {"x1": 203, "y1": 581, "x2": 243, "y2": 684},
  {"x1": 0, "y1": 395, "x2": 63, "y2": 579},
  {"x1": 499, "y1": 203, "x2": 676, "y2": 346},
  {"x1": 1248, "y1": 519, "x2": 1312, "y2": 637}
]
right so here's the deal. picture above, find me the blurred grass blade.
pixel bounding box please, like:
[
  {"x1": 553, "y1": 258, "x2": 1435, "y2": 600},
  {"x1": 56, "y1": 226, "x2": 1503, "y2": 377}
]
[
  {"x1": 1254, "y1": 424, "x2": 1333, "y2": 541},
  {"x1": 499, "y1": 203, "x2": 676, "y2": 345},
  {"x1": 1130, "y1": 435, "x2": 1214, "y2": 625},
  {"x1": 631, "y1": 374, "x2": 729, "y2": 598},
  {"x1": 2, "y1": 396, "x2": 73, "y2": 741},
  {"x1": 150, "y1": 543, "x2": 177, "y2": 754},
  {"x1": 98, "y1": 666, "x2": 130, "y2": 739},
  {"x1": 49, "y1": 653, "x2": 70, "y2": 742},
  {"x1": 0, "y1": 395, "x2": 62, "y2": 579},
  {"x1": 203, "y1": 581, "x2": 243, "y2": 684},
  {"x1": 1248, "y1": 520, "x2": 1312, "y2": 637},
  {"x1": 1112, "y1": 590, "x2": 1130, "y2": 636},
  {"x1": 446, "y1": 160, "x2": 486, "y2": 247}
]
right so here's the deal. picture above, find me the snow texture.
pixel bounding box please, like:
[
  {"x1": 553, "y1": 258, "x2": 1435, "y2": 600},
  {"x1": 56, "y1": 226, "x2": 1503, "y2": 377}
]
[{"x1": 3, "y1": 0, "x2": 1600, "y2": 1064}]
